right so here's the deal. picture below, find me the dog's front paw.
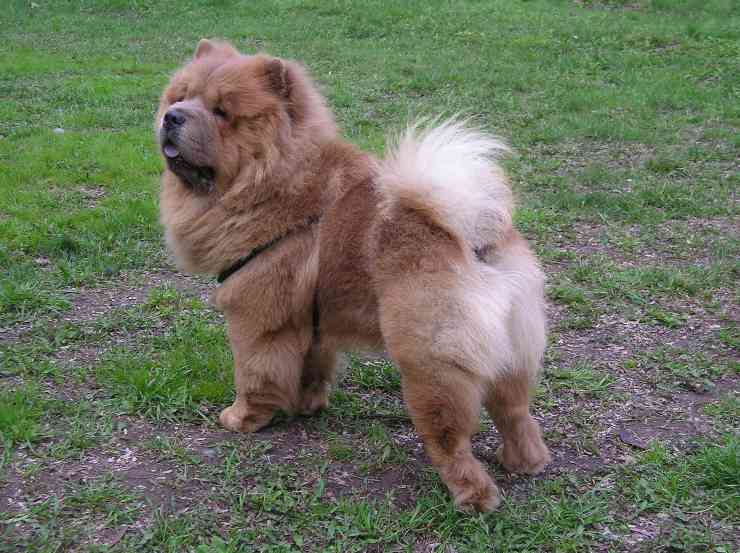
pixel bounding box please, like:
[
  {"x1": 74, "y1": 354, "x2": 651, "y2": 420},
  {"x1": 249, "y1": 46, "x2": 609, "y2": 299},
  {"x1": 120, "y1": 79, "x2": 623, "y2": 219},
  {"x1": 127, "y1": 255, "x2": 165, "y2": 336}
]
[
  {"x1": 442, "y1": 457, "x2": 502, "y2": 513},
  {"x1": 219, "y1": 404, "x2": 273, "y2": 433},
  {"x1": 451, "y1": 476, "x2": 502, "y2": 513}
]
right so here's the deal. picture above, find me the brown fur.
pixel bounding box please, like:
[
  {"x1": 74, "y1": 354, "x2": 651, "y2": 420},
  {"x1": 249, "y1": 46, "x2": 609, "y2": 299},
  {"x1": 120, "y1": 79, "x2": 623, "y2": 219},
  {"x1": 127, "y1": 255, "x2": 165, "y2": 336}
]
[{"x1": 156, "y1": 39, "x2": 550, "y2": 512}]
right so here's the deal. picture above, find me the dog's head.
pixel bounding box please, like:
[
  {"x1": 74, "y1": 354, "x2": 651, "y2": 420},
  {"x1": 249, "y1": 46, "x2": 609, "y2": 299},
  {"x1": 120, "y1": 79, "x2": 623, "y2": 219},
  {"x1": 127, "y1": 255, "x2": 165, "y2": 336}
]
[{"x1": 156, "y1": 39, "x2": 336, "y2": 195}]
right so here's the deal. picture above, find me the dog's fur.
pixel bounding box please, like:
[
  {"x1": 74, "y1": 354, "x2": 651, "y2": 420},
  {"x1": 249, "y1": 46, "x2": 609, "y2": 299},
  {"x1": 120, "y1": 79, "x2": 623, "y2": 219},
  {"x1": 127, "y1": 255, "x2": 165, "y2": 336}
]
[{"x1": 156, "y1": 39, "x2": 550, "y2": 512}]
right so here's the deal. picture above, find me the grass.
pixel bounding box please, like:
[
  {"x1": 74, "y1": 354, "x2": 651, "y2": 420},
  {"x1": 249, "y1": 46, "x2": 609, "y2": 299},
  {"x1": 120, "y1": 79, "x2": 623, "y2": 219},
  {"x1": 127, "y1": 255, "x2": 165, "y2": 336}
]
[
  {"x1": 97, "y1": 311, "x2": 233, "y2": 421},
  {"x1": 625, "y1": 437, "x2": 739, "y2": 521},
  {"x1": 627, "y1": 347, "x2": 738, "y2": 392},
  {"x1": 703, "y1": 393, "x2": 740, "y2": 425},
  {"x1": 0, "y1": 386, "x2": 46, "y2": 449},
  {"x1": 543, "y1": 363, "x2": 616, "y2": 398},
  {"x1": 1, "y1": 0, "x2": 738, "y2": 551},
  {"x1": 615, "y1": 437, "x2": 739, "y2": 551}
]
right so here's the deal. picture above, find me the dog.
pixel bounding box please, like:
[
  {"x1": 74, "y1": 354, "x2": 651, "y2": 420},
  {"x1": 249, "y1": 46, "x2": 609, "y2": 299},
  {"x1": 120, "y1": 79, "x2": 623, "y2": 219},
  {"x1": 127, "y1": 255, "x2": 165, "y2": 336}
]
[{"x1": 156, "y1": 39, "x2": 550, "y2": 512}]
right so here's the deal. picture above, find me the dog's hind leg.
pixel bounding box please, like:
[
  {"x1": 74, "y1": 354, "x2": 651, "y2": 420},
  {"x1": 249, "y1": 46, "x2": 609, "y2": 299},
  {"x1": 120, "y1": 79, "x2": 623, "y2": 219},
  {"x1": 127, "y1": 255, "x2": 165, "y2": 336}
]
[
  {"x1": 396, "y1": 360, "x2": 501, "y2": 512},
  {"x1": 378, "y1": 270, "x2": 504, "y2": 512},
  {"x1": 298, "y1": 344, "x2": 336, "y2": 415},
  {"x1": 483, "y1": 244, "x2": 550, "y2": 474},
  {"x1": 485, "y1": 373, "x2": 550, "y2": 475}
]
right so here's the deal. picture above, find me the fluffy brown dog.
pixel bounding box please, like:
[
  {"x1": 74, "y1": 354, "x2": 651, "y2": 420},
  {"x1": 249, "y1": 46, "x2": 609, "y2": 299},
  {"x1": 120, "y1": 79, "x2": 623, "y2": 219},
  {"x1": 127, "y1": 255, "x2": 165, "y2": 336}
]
[{"x1": 156, "y1": 39, "x2": 550, "y2": 512}]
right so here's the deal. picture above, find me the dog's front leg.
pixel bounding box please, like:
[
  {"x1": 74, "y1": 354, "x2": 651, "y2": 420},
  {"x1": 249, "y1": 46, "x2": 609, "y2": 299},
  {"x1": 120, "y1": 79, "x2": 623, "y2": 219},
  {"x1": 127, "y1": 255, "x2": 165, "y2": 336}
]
[{"x1": 219, "y1": 311, "x2": 307, "y2": 433}]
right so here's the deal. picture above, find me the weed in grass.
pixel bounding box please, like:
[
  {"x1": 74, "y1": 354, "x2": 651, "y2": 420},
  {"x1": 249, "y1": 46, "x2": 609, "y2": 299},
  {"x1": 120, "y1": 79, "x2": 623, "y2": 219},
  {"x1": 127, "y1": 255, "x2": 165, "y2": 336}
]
[
  {"x1": 325, "y1": 389, "x2": 366, "y2": 420},
  {"x1": 0, "y1": 341, "x2": 60, "y2": 380},
  {"x1": 96, "y1": 313, "x2": 233, "y2": 421},
  {"x1": 0, "y1": 385, "x2": 46, "y2": 449},
  {"x1": 703, "y1": 393, "x2": 740, "y2": 425},
  {"x1": 544, "y1": 363, "x2": 616, "y2": 398},
  {"x1": 549, "y1": 283, "x2": 589, "y2": 307},
  {"x1": 362, "y1": 422, "x2": 408, "y2": 471},
  {"x1": 63, "y1": 476, "x2": 139, "y2": 522},
  {"x1": 549, "y1": 280, "x2": 601, "y2": 330},
  {"x1": 625, "y1": 436, "x2": 739, "y2": 522},
  {"x1": 0, "y1": 275, "x2": 72, "y2": 325},
  {"x1": 645, "y1": 155, "x2": 686, "y2": 175},
  {"x1": 92, "y1": 305, "x2": 162, "y2": 336},
  {"x1": 143, "y1": 284, "x2": 210, "y2": 319},
  {"x1": 45, "y1": 401, "x2": 114, "y2": 460},
  {"x1": 717, "y1": 325, "x2": 739, "y2": 350},
  {"x1": 325, "y1": 387, "x2": 406, "y2": 425},
  {"x1": 249, "y1": 474, "x2": 305, "y2": 515},
  {"x1": 645, "y1": 306, "x2": 686, "y2": 328},
  {"x1": 631, "y1": 347, "x2": 736, "y2": 391},
  {"x1": 136, "y1": 508, "x2": 224, "y2": 553},
  {"x1": 144, "y1": 435, "x2": 201, "y2": 465},
  {"x1": 327, "y1": 435, "x2": 355, "y2": 462},
  {"x1": 347, "y1": 354, "x2": 401, "y2": 392}
]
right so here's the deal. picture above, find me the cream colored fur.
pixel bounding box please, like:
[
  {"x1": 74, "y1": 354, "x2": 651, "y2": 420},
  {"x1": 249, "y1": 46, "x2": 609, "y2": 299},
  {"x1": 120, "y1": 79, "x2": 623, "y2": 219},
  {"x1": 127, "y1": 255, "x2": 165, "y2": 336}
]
[{"x1": 377, "y1": 119, "x2": 513, "y2": 250}]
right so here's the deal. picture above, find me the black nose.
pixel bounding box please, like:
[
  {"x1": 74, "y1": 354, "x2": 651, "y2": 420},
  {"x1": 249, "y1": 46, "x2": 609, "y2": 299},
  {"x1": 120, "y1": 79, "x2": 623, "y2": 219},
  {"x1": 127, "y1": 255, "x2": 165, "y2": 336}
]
[{"x1": 164, "y1": 109, "x2": 186, "y2": 129}]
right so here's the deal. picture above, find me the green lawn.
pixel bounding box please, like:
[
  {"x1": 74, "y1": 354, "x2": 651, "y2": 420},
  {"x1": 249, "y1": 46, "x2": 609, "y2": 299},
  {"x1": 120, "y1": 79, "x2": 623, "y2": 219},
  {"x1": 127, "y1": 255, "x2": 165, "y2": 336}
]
[{"x1": 1, "y1": 1, "x2": 738, "y2": 551}]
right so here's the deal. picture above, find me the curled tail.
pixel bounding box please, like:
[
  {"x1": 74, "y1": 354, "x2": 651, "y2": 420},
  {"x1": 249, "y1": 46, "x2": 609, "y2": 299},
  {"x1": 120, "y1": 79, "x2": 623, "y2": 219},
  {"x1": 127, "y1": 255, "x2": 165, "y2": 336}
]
[{"x1": 376, "y1": 118, "x2": 514, "y2": 251}]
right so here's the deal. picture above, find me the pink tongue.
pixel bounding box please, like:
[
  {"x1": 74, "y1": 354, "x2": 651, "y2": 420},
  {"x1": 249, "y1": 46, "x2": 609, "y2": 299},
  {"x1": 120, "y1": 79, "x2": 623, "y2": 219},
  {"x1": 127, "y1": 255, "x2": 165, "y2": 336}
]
[{"x1": 163, "y1": 144, "x2": 179, "y2": 158}]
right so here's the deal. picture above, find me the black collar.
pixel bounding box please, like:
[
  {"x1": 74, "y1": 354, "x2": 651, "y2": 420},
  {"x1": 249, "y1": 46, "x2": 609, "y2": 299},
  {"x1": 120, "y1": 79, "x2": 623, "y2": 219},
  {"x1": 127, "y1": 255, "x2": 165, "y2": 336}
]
[{"x1": 217, "y1": 215, "x2": 319, "y2": 284}]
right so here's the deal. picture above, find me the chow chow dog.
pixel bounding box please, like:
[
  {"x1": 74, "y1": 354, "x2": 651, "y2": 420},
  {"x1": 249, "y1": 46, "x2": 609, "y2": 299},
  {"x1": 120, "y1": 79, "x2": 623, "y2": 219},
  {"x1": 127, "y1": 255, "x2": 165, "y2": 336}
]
[{"x1": 156, "y1": 39, "x2": 550, "y2": 511}]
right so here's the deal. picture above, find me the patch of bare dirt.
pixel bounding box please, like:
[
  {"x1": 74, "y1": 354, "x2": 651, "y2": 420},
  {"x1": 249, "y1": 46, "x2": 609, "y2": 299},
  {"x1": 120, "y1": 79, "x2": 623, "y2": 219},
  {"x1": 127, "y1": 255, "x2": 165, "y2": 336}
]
[
  {"x1": 2, "y1": 418, "x2": 186, "y2": 517},
  {"x1": 546, "y1": 215, "x2": 739, "y2": 274},
  {"x1": 540, "y1": 140, "x2": 655, "y2": 179},
  {"x1": 59, "y1": 269, "x2": 213, "y2": 327},
  {"x1": 0, "y1": 415, "x2": 245, "y2": 547},
  {"x1": 0, "y1": 321, "x2": 36, "y2": 347},
  {"x1": 318, "y1": 457, "x2": 424, "y2": 508},
  {"x1": 547, "y1": 220, "x2": 632, "y2": 265},
  {"x1": 0, "y1": 267, "x2": 215, "y2": 355},
  {"x1": 628, "y1": 216, "x2": 739, "y2": 267},
  {"x1": 78, "y1": 186, "x2": 106, "y2": 208},
  {"x1": 551, "y1": 311, "x2": 733, "y2": 367},
  {"x1": 232, "y1": 418, "x2": 426, "y2": 508},
  {"x1": 573, "y1": 1, "x2": 643, "y2": 11}
]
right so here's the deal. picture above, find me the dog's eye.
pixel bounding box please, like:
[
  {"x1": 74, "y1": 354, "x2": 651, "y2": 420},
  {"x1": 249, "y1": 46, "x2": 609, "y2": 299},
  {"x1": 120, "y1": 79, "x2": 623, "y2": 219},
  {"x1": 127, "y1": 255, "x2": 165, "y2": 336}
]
[
  {"x1": 174, "y1": 96, "x2": 184, "y2": 104},
  {"x1": 213, "y1": 106, "x2": 227, "y2": 118}
]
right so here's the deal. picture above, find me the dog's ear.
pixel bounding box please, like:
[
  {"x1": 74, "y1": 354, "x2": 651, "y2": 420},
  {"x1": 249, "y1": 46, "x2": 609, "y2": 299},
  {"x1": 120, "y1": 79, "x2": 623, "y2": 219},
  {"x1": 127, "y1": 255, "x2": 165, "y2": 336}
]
[
  {"x1": 195, "y1": 39, "x2": 239, "y2": 60},
  {"x1": 194, "y1": 38, "x2": 215, "y2": 59},
  {"x1": 265, "y1": 58, "x2": 292, "y2": 99}
]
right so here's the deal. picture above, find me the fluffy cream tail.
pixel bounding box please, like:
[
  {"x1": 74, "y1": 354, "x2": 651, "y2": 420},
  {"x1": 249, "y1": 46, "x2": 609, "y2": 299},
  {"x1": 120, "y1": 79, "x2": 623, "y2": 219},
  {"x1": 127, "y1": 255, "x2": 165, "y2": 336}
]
[{"x1": 377, "y1": 118, "x2": 513, "y2": 250}]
